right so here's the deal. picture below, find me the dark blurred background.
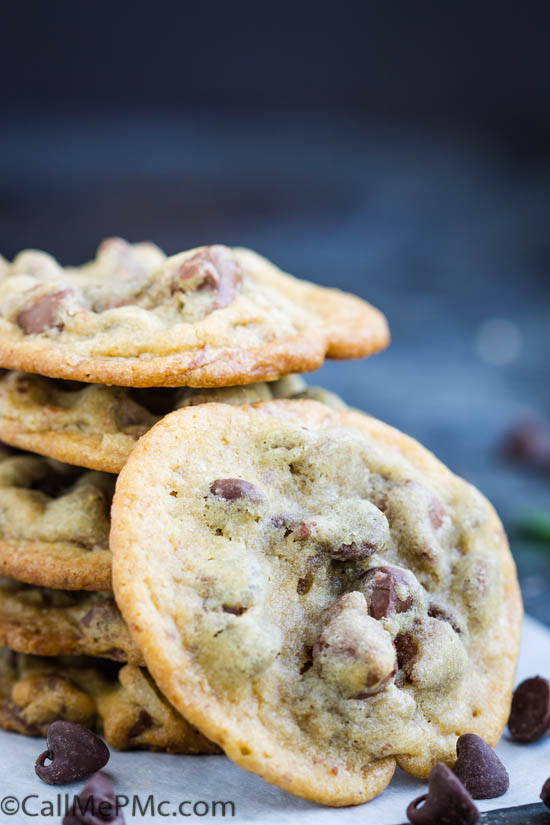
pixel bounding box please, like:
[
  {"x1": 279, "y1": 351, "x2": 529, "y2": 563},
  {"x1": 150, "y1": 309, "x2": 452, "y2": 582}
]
[{"x1": 1, "y1": 2, "x2": 549, "y2": 619}]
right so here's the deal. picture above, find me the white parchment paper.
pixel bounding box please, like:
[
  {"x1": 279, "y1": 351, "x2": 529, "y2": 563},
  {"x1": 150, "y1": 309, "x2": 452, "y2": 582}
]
[{"x1": 0, "y1": 615, "x2": 548, "y2": 824}]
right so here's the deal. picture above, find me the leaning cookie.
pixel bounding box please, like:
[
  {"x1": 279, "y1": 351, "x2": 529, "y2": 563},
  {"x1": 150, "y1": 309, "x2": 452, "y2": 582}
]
[
  {"x1": 0, "y1": 451, "x2": 112, "y2": 589},
  {"x1": 0, "y1": 371, "x2": 346, "y2": 472},
  {"x1": 111, "y1": 400, "x2": 522, "y2": 807},
  {"x1": 0, "y1": 649, "x2": 218, "y2": 753},
  {"x1": 0, "y1": 240, "x2": 389, "y2": 387},
  {"x1": 0, "y1": 579, "x2": 141, "y2": 663}
]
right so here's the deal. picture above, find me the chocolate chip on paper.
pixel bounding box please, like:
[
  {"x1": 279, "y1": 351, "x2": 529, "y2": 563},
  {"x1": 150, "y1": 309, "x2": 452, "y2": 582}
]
[
  {"x1": 406, "y1": 762, "x2": 479, "y2": 825},
  {"x1": 508, "y1": 676, "x2": 550, "y2": 742},
  {"x1": 35, "y1": 721, "x2": 110, "y2": 785},
  {"x1": 63, "y1": 771, "x2": 125, "y2": 824},
  {"x1": 453, "y1": 733, "x2": 509, "y2": 799}
]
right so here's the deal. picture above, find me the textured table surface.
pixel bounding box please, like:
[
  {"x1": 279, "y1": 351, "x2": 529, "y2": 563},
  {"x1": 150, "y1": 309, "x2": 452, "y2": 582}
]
[{"x1": 1, "y1": 113, "x2": 549, "y2": 621}]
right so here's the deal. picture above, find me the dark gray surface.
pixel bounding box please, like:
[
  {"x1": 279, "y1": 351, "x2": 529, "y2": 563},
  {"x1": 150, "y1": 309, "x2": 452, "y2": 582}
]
[{"x1": 1, "y1": 114, "x2": 549, "y2": 621}]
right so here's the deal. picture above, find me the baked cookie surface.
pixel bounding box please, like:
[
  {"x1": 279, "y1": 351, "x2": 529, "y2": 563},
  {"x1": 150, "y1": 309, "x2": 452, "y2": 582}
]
[
  {"x1": 111, "y1": 401, "x2": 522, "y2": 806},
  {"x1": 0, "y1": 371, "x2": 345, "y2": 472},
  {"x1": 0, "y1": 648, "x2": 218, "y2": 753},
  {"x1": 0, "y1": 240, "x2": 389, "y2": 387},
  {"x1": 0, "y1": 579, "x2": 141, "y2": 663},
  {"x1": 0, "y1": 449, "x2": 112, "y2": 589}
]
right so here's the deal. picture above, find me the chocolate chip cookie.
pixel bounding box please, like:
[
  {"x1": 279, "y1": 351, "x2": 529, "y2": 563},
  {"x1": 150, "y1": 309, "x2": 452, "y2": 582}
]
[
  {"x1": 0, "y1": 648, "x2": 218, "y2": 753},
  {"x1": 0, "y1": 450, "x2": 112, "y2": 589},
  {"x1": 111, "y1": 400, "x2": 522, "y2": 806},
  {"x1": 0, "y1": 370, "x2": 345, "y2": 472},
  {"x1": 0, "y1": 240, "x2": 389, "y2": 387},
  {"x1": 0, "y1": 579, "x2": 141, "y2": 663}
]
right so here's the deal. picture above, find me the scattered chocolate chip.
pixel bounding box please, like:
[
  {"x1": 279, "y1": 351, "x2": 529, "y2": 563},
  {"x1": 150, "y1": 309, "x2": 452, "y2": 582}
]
[
  {"x1": 35, "y1": 721, "x2": 110, "y2": 785},
  {"x1": 16, "y1": 289, "x2": 73, "y2": 334},
  {"x1": 500, "y1": 417, "x2": 550, "y2": 470},
  {"x1": 453, "y1": 733, "x2": 509, "y2": 799},
  {"x1": 428, "y1": 603, "x2": 461, "y2": 634},
  {"x1": 63, "y1": 771, "x2": 125, "y2": 824},
  {"x1": 407, "y1": 762, "x2": 480, "y2": 825},
  {"x1": 331, "y1": 541, "x2": 376, "y2": 561},
  {"x1": 541, "y1": 776, "x2": 550, "y2": 809},
  {"x1": 508, "y1": 676, "x2": 550, "y2": 742},
  {"x1": 128, "y1": 709, "x2": 154, "y2": 739},
  {"x1": 209, "y1": 478, "x2": 261, "y2": 501},
  {"x1": 362, "y1": 567, "x2": 413, "y2": 619},
  {"x1": 394, "y1": 633, "x2": 418, "y2": 673}
]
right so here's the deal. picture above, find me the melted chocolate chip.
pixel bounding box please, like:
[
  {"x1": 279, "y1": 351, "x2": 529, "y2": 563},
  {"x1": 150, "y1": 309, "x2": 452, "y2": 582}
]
[
  {"x1": 80, "y1": 602, "x2": 117, "y2": 629},
  {"x1": 508, "y1": 676, "x2": 550, "y2": 742},
  {"x1": 62, "y1": 771, "x2": 125, "y2": 824},
  {"x1": 210, "y1": 478, "x2": 260, "y2": 501},
  {"x1": 271, "y1": 516, "x2": 313, "y2": 540},
  {"x1": 128, "y1": 709, "x2": 154, "y2": 739},
  {"x1": 16, "y1": 289, "x2": 73, "y2": 334},
  {"x1": 363, "y1": 567, "x2": 413, "y2": 619},
  {"x1": 453, "y1": 733, "x2": 509, "y2": 799},
  {"x1": 332, "y1": 541, "x2": 376, "y2": 561},
  {"x1": 428, "y1": 603, "x2": 461, "y2": 634},
  {"x1": 222, "y1": 604, "x2": 247, "y2": 615},
  {"x1": 394, "y1": 633, "x2": 418, "y2": 674},
  {"x1": 541, "y1": 776, "x2": 550, "y2": 809},
  {"x1": 407, "y1": 763, "x2": 479, "y2": 825},
  {"x1": 176, "y1": 245, "x2": 241, "y2": 309},
  {"x1": 296, "y1": 554, "x2": 323, "y2": 595},
  {"x1": 35, "y1": 721, "x2": 110, "y2": 785}
]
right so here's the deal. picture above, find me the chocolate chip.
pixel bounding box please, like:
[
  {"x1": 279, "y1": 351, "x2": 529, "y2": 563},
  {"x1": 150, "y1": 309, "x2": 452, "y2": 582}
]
[
  {"x1": 35, "y1": 721, "x2": 110, "y2": 785},
  {"x1": 407, "y1": 762, "x2": 480, "y2": 825},
  {"x1": 210, "y1": 478, "x2": 261, "y2": 501},
  {"x1": 541, "y1": 776, "x2": 550, "y2": 809},
  {"x1": 62, "y1": 771, "x2": 125, "y2": 824},
  {"x1": 16, "y1": 289, "x2": 73, "y2": 334},
  {"x1": 453, "y1": 733, "x2": 509, "y2": 799},
  {"x1": 428, "y1": 603, "x2": 461, "y2": 634},
  {"x1": 501, "y1": 417, "x2": 550, "y2": 470},
  {"x1": 332, "y1": 541, "x2": 376, "y2": 561},
  {"x1": 79, "y1": 601, "x2": 118, "y2": 629},
  {"x1": 296, "y1": 577, "x2": 310, "y2": 595},
  {"x1": 291, "y1": 521, "x2": 314, "y2": 540},
  {"x1": 176, "y1": 245, "x2": 242, "y2": 309},
  {"x1": 508, "y1": 676, "x2": 550, "y2": 742},
  {"x1": 128, "y1": 709, "x2": 154, "y2": 739},
  {"x1": 394, "y1": 633, "x2": 418, "y2": 673},
  {"x1": 362, "y1": 567, "x2": 413, "y2": 619},
  {"x1": 222, "y1": 604, "x2": 247, "y2": 615},
  {"x1": 296, "y1": 554, "x2": 323, "y2": 595},
  {"x1": 271, "y1": 516, "x2": 312, "y2": 539}
]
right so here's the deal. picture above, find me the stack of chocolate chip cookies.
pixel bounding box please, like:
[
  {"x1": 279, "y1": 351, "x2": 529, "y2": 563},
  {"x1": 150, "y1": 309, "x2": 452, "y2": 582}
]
[{"x1": 0, "y1": 240, "x2": 522, "y2": 806}]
